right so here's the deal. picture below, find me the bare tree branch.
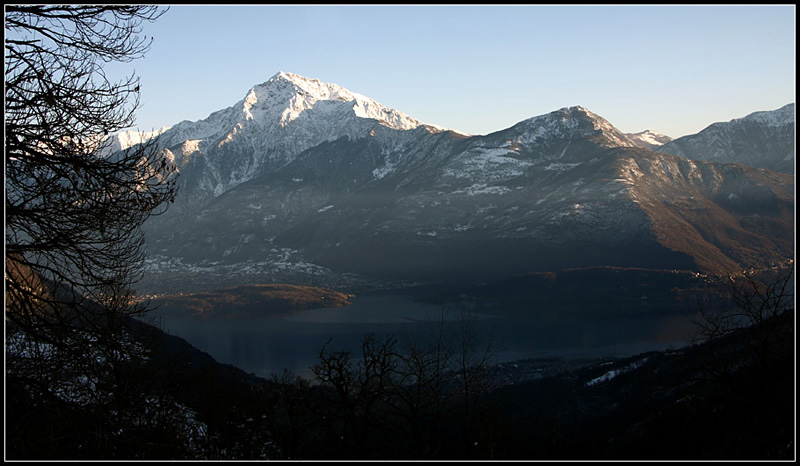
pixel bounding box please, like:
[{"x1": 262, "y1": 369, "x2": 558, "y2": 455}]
[{"x1": 5, "y1": 5, "x2": 182, "y2": 459}]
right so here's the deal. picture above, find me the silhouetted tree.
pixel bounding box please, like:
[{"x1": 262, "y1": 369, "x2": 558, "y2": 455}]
[
  {"x1": 311, "y1": 333, "x2": 400, "y2": 458},
  {"x1": 262, "y1": 369, "x2": 322, "y2": 459},
  {"x1": 686, "y1": 267, "x2": 794, "y2": 459},
  {"x1": 310, "y1": 307, "x2": 500, "y2": 459},
  {"x1": 693, "y1": 268, "x2": 794, "y2": 379},
  {"x1": 5, "y1": 5, "x2": 180, "y2": 459}
]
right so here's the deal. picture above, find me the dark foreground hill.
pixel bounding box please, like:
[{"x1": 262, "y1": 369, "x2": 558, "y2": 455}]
[
  {"x1": 485, "y1": 309, "x2": 794, "y2": 460},
  {"x1": 8, "y1": 268, "x2": 794, "y2": 460}
]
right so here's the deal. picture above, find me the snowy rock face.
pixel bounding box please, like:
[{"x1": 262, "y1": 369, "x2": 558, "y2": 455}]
[
  {"x1": 139, "y1": 73, "x2": 795, "y2": 292},
  {"x1": 656, "y1": 103, "x2": 795, "y2": 174}
]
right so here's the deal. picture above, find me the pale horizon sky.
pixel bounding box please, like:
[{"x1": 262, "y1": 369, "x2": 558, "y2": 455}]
[{"x1": 110, "y1": 4, "x2": 795, "y2": 139}]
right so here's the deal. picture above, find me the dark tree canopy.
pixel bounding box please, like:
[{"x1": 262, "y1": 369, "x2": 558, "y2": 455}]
[
  {"x1": 5, "y1": 4, "x2": 176, "y2": 328},
  {"x1": 5, "y1": 5, "x2": 184, "y2": 459}
]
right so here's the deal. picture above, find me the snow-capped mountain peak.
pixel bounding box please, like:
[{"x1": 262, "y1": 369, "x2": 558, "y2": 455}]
[
  {"x1": 157, "y1": 71, "x2": 454, "y2": 151},
  {"x1": 98, "y1": 126, "x2": 170, "y2": 156},
  {"x1": 151, "y1": 71, "x2": 465, "y2": 200},
  {"x1": 626, "y1": 129, "x2": 673, "y2": 150},
  {"x1": 239, "y1": 71, "x2": 447, "y2": 132}
]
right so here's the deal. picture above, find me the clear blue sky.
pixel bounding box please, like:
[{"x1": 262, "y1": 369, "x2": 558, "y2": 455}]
[{"x1": 111, "y1": 4, "x2": 796, "y2": 138}]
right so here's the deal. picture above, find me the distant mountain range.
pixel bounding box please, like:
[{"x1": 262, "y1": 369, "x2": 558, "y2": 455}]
[{"x1": 133, "y1": 72, "x2": 794, "y2": 294}]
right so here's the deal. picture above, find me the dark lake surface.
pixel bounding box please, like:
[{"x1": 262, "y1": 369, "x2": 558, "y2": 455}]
[{"x1": 152, "y1": 290, "x2": 701, "y2": 379}]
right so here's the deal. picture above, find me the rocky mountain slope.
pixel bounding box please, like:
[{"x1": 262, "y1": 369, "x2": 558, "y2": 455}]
[{"x1": 137, "y1": 73, "x2": 794, "y2": 293}]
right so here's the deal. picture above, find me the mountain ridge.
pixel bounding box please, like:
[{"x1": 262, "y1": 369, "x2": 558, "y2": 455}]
[
  {"x1": 135, "y1": 72, "x2": 794, "y2": 293},
  {"x1": 656, "y1": 103, "x2": 795, "y2": 173}
]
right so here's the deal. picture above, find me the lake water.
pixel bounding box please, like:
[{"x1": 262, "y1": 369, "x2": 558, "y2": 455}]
[{"x1": 152, "y1": 291, "x2": 701, "y2": 379}]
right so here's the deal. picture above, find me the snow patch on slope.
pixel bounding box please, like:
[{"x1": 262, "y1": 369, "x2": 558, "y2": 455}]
[
  {"x1": 444, "y1": 146, "x2": 533, "y2": 182},
  {"x1": 585, "y1": 357, "x2": 648, "y2": 387}
]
